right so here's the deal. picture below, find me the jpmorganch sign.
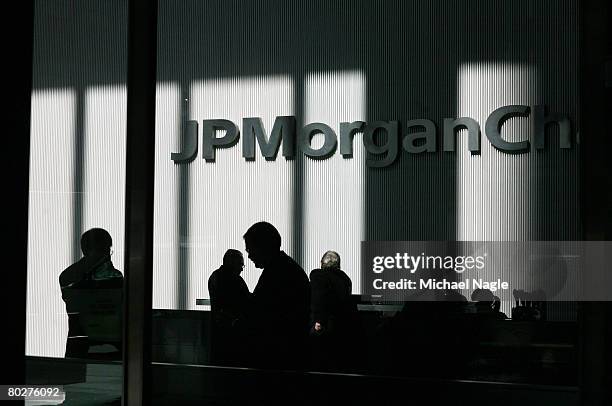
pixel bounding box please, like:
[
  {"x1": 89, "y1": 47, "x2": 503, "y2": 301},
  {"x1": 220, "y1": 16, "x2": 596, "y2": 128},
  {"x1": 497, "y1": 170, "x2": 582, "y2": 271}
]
[{"x1": 171, "y1": 105, "x2": 572, "y2": 168}]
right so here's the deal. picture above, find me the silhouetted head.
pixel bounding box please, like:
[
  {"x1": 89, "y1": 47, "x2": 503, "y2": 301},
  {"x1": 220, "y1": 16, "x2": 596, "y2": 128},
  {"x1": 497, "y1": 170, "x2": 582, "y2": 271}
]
[
  {"x1": 471, "y1": 288, "x2": 495, "y2": 302},
  {"x1": 243, "y1": 222, "x2": 281, "y2": 269},
  {"x1": 492, "y1": 295, "x2": 501, "y2": 312},
  {"x1": 81, "y1": 228, "x2": 112, "y2": 258},
  {"x1": 223, "y1": 249, "x2": 244, "y2": 274},
  {"x1": 321, "y1": 250, "x2": 340, "y2": 270}
]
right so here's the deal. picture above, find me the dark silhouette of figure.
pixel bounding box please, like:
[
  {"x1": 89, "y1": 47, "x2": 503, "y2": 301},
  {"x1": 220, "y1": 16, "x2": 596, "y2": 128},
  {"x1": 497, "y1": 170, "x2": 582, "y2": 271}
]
[
  {"x1": 472, "y1": 288, "x2": 507, "y2": 319},
  {"x1": 309, "y1": 251, "x2": 360, "y2": 372},
  {"x1": 208, "y1": 249, "x2": 251, "y2": 365},
  {"x1": 59, "y1": 228, "x2": 123, "y2": 359},
  {"x1": 376, "y1": 270, "x2": 473, "y2": 378},
  {"x1": 511, "y1": 289, "x2": 546, "y2": 321},
  {"x1": 243, "y1": 222, "x2": 310, "y2": 370}
]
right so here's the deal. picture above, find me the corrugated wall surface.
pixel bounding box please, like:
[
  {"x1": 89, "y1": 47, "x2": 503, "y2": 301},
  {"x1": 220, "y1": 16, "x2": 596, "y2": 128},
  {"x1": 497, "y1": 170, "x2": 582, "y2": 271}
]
[
  {"x1": 153, "y1": 0, "x2": 580, "y2": 311},
  {"x1": 456, "y1": 61, "x2": 580, "y2": 317},
  {"x1": 153, "y1": 76, "x2": 297, "y2": 309},
  {"x1": 27, "y1": 0, "x2": 127, "y2": 357},
  {"x1": 301, "y1": 71, "x2": 367, "y2": 293},
  {"x1": 27, "y1": 0, "x2": 580, "y2": 356}
]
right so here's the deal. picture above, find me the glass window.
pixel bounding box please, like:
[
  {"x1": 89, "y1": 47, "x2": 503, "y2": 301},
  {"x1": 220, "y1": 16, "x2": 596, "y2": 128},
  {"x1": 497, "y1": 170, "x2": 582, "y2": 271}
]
[
  {"x1": 26, "y1": 1, "x2": 128, "y2": 404},
  {"x1": 151, "y1": 0, "x2": 581, "y2": 403}
]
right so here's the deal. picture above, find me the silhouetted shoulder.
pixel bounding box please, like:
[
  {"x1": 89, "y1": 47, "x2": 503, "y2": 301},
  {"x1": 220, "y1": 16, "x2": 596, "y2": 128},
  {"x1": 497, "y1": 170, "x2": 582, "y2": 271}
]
[
  {"x1": 335, "y1": 269, "x2": 352, "y2": 285},
  {"x1": 309, "y1": 268, "x2": 325, "y2": 281},
  {"x1": 276, "y1": 252, "x2": 308, "y2": 280},
  {"x1": 59, "y1": 259, "x2": 86, "y2": 288},
  {"x1": 208, "y1": 267, "x2": 221, "y2": 287},
  {"x1": 279, "y1": 251, "x2": 303, "y2": 269}
]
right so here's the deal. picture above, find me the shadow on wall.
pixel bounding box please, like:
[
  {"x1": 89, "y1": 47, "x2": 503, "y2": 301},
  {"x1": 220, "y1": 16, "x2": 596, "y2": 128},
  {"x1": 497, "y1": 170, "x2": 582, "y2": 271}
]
[{"x1": 31, "y1": 0, "x2": 579, "y2": 314}]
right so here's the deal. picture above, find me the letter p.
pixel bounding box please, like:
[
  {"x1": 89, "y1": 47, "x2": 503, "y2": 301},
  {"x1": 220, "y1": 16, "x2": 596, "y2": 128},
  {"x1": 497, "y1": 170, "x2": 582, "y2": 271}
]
[{"x1": 202, "y1": 119, "x2": 240, "y2": 161}]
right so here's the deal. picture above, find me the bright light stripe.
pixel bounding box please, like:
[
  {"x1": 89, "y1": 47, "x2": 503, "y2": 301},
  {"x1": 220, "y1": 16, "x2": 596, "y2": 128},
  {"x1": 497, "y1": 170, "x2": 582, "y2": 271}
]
[
  {"x1": 83, "y1": 85, "x2": 127, "y2": 270},
  {"x1": 457, "y1": 63, "x2": 580, "y2": 318},
  {"x1": 153, "y1": 76, "x2": 294, "y2": 309},
  {"x1": 152, "y1": 82, "x2": 182, "y2": 309},
  {"x1": 27, "y1": 88, "x2": 76, "y2": 357},
  {"x1": 303, "y1": 71, "x2": 366, "y2": 293}
]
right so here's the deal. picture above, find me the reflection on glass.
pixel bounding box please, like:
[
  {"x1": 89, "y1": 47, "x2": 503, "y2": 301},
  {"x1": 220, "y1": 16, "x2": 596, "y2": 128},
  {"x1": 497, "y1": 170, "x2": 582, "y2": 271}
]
[
  {"x1": 59, "y1": 228, "x2": 123, "y2": 360},
  {"x1": 26, "y1": 1, "x2": 127, "y2": 404}
]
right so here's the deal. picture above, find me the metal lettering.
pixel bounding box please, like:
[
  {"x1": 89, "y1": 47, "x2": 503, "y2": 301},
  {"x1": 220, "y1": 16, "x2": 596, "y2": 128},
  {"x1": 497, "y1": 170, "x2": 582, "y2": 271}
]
[
  {"x1": 299, "y1": 123, "x2": 337, "y2": 159},
  {"x1": 202, "y1": 119, "x2": 240, "y2": 162},
  {"x1": 403, "y1": 119, "x2": 437, "y2": 153},
  {"x1": 443, "y1": 117, "x2": 481, "y2": 154},
  {"x1": 532, "y1": 105, "x2": 571, "y2": 149},
  {"x1": 363, "y1": 121, "x2": 399, "y2": 167},
  {"x1": 242, "y1": 116, "x2": 296, "y2": 160},
  {"x1": 340, "y1": 121, "x2": 365, "y2": 157},
  {"x1": 485, "y1": 105, "x2": 530, "y2": 153},
  {"x1": 171, "y1": 120, "x2": 199, "y2": 163}
]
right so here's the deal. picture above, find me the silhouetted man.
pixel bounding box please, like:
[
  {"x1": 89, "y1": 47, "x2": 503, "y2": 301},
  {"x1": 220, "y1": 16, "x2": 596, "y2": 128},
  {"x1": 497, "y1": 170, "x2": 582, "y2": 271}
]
[
  {"x1": 208, "y1": 249, "x2": 251, "y2": 365},
  {"x1": 472, "y1": 288, "x2": 507, "y2": 319},
  {"x1": 59, "y1": 228, "x2": 123, "y2": 359},
  {"x1": 309, "y1": 251, "x2": 359, "y2": 371},
  {"x1": 243, "y1": 222, "x2": 310, "y2": 369}
]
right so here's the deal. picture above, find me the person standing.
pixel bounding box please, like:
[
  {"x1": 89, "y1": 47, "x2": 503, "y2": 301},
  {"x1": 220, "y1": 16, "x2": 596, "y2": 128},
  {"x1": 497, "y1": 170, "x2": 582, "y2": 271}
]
[
  {"x1": 243, "y1": 222, "x2": 310, "y2": 370},
  {"x1": 309, "y1": 251, "x2": 359, "y2": 371},
  {"x1": 59, "y1": 228, "x2": 123, "y2": 359},
  {"x1": 208, "y1": 249, "x2": 251, "y2": 365}
]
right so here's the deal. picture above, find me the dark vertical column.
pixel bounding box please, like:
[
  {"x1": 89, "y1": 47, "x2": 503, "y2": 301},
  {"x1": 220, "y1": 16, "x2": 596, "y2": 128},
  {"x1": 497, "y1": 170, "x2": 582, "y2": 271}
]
[
  {"x1": 579, "y1": 0, "x2": 611, "y2": 405},
  {"x1": 606, "y1": 6, "x2": 612, "y2": 403},
  {"x1": 123, "y1": 0, "x2": 157, "y2": 405},
  {"x1": 176, "y1": 84, "x2": 190, "y2": 310},
  {"x1": 72, "y1": 87, "x2": 85, "y2": 262},
  {"x1": 292, "y1": 73, "x2": 304, "y2": 266},
  {"x1": 6, "y1": 0, "x2": 33, "y2": 389}
]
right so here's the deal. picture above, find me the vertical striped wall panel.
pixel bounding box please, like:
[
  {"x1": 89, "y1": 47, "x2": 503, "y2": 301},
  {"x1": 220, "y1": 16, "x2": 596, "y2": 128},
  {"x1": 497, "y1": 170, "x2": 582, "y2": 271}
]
[
  {"x1": 154, "y1": 0, "x2": 580, "y2": 313},
  {"x1": 27, "y1": 1, "x2": 127, "y2": 357},
  {"x1": 454, "y1": 0, "x2": 580, "y2": 317},
  {"x1": 153, "y1": 76, "x2": 296, "y2": 308},
  {"x1": 301, "y1": 71, "x2": 367, "y2": 294},
  {"x1": 27, "y1": 0, "x2": 580, "y2": 356},
  {"x1": 28, "y1": 88, "x2": 76, "y2": 357}
]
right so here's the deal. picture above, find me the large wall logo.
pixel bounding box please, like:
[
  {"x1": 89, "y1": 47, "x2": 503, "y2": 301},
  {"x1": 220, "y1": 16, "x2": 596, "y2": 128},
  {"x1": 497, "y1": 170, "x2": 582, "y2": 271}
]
[{"x1": 171, "y1": 105, "x2": 572, "y2": 168}]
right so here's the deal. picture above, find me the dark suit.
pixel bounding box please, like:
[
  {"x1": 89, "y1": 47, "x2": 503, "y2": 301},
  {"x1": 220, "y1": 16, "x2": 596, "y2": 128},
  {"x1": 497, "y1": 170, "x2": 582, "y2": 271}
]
[
  {"x1": 309, "y1": 267, "x2": 359, "y2": 371},
  {"x1": 208, "y1": 266, "x2": 250, "y2": 365},
  {"x1": 249, "y1": 251, "x2": 310, "y2": 369},
  {"x1": 59, "y1": 257, "x2": 123, "y2": 359}
]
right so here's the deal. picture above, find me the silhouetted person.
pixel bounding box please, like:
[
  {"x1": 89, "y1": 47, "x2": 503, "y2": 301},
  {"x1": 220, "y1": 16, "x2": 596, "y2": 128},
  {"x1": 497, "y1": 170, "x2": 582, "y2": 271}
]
[
  {"x1": 243, "y1": 222, "x2": 310, "y2": 369},
  {"x1": 472, "y1": 288, "x2": 507, "y2": 319},
  {"x1": 208, "y1": 249, "x2": 251, "y2": 365},
  {"x1": 309, "y1": 251, "x2": 360, "y2": 372},
  {"x1": 512, "y1": 289, "x2": 545, "y2": 321},
  {"x1": 377, "y1": 270, "x2": 473, "y2": 378},
  {"x1": 59, "y1": 228, "x2": 123, "y2": 359}
]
